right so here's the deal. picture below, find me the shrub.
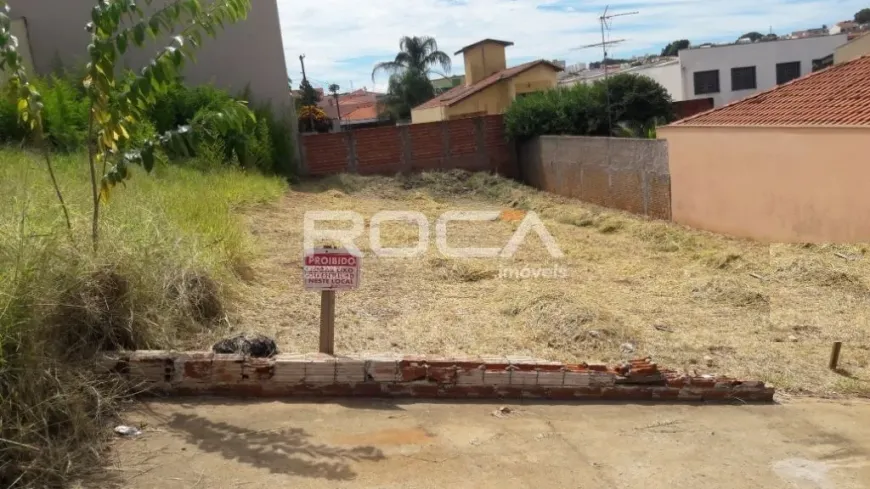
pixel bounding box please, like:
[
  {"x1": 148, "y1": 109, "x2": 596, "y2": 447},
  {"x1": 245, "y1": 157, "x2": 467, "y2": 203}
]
[
  {"x1": 38, "y1": 76, "x2": 89, "y2": 152},
  {"x1": 504, "y1": 73, "x2": 674, "y2": 140}
]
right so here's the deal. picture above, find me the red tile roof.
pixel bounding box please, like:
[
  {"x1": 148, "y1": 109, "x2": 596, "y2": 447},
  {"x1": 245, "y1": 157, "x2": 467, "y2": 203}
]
[
  {"x1": 669, "y1": 55, "x2": 870, "y2": 127},
  {"x1": 343, "y1": 103, "x2": 380, "y2": 121},
  {"x1": 414, "y1": 60, "x2": 563, "y2": 110}
]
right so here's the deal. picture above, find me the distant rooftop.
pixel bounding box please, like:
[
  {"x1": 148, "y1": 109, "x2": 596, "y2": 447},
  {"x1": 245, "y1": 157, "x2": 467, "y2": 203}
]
[{"x1": 686, "y1": 32, "x2": 847, "y2": 51}]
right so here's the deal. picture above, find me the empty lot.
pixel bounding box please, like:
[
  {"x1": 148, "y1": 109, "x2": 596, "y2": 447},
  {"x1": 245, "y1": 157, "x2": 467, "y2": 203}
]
[{"x1": 224, "y1": 171, "x2": 870, "y2": 396}]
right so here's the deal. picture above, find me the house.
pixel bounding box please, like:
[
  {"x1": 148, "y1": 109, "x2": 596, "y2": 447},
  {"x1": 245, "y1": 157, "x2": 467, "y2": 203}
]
[
  {"x1": 657, "y1": 55, "x2": 870, "y2": 243},
  {"x1": 678, "y1": 34, "x2": 848, "y2": 106},
  {"x1": 835, "y1": 32, "x2": 870, "y2": 63},
  {"x1": 560, "y1": 57, "x2": 682, "y2": 102},
  {"x1": 829, "y1": 21, "x2": 862, "y2": 35},
  {"x1": 790, "y1": 26, "x2": 830, "y2": 38},
  {"x1": 9, "y1": 0, "x2": 290, "y2": 108},
  {"x1": 316, "y1": 89, "x2": 388, "y2": 130},
  {"x1": 432, "y1": 75, "x2": 465, "y2": 94},
  {"x1": 410, "y1": 39, "x2": 563, "y2": 123}
]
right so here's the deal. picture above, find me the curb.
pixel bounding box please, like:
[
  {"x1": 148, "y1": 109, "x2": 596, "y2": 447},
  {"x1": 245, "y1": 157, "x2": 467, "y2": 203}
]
[{"x1": 98, "y1": 352, "x2": 775, "y2": 402}]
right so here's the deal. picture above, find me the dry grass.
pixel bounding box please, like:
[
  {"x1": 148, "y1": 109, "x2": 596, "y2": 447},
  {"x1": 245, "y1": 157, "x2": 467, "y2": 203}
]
[
  {"x1": 0, "y1": 149, "x2": 285, "y2": 487},
  {"x1": 233, "y1": 170, "x2": 870, "y2": 397}
]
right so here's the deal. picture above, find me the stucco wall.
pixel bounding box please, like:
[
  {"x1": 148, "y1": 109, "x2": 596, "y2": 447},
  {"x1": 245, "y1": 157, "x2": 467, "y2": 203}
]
[
  {"x1": 411, "y1": 106, "x2": 445, "y2": 124},
  {"x1": 835, "y1": 33, "x2": 870, "y2": 64},
  {"x1": 8, "y1": 0, "x2": 290, "y2": 108},
  {"x1": 446, "y1": 82, "x2": 511, "y2": 119},
  {"x1": 660, "y1": 125, "x2": 870, "y2": 243},
  {"x1": 519, "y1": 135, "x2": 671, "y2": 219},
  {"x1": 511, "y1": 64, "x2": 558, "y2": 96}
]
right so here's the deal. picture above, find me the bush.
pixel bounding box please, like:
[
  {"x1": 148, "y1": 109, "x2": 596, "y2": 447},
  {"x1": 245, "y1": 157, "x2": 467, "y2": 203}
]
[
  {"x1": 38, "y1": 76, "x2": 90, "y2": 152},
  {"x1": 0, "y1": 149, "x2": 286, "y2": 487},
  {"x1": 504, "y1": 73, "x2": 674, "y2": 140}
]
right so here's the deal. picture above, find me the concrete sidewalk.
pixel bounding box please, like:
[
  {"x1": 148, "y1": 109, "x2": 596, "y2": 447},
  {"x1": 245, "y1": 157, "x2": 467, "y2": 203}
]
[{"x1": 105, "y1": 398, "x2": 870, "y2": 489}]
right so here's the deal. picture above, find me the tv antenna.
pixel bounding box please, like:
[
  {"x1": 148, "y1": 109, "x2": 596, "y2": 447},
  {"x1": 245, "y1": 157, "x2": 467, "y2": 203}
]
[{"x1": 574, "y1": 6, "x2": 638, "y2": 134}]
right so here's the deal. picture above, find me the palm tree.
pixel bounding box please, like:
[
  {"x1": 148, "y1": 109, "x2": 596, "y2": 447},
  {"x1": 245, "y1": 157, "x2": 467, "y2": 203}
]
[
  {"x1": 372, "y1": 36, "x2": 451, "y2": 121},
  {"x1": 371, "y1": 36, "x2": 452, "y2": 82}
]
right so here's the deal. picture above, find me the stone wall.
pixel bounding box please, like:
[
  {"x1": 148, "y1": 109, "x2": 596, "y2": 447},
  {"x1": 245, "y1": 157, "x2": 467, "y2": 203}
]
[
  {"x1": 518, "y1": 136, "x2": 671, "y2": 219},
  {"x1": 99, "y1": 352, "x2": 774, "y2": 402}
]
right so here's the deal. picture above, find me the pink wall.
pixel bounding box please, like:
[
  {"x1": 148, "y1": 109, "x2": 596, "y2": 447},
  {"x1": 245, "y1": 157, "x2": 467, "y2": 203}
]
[{"x1": 659, "y1": 126, "x2": 870, "y2": 243}]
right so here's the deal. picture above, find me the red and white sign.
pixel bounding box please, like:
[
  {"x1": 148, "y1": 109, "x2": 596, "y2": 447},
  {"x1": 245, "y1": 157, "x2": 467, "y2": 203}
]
[{"x1": 303, "y1": 248, "x2": 361, "y2": 290}]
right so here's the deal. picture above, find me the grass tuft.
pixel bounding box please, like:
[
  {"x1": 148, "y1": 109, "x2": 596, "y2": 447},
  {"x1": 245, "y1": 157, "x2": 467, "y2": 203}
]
[{"x1": 0, "y1": 149, "x2": 284, "y2": 487}]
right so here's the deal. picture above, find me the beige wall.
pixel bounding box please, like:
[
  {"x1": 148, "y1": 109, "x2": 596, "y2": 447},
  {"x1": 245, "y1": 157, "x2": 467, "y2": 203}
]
[
  {"x1": 462, "y1": 43, "x2": 507, "y2": 85},
  {"x1": 8, "y1": 0, "x2": 290, "y2": 108},
  {"x1": 0, "y1": 19, "x2": 34, "y2": 85},
  {"x1": 411, "y1": 105, "x2": 445, "y2": 124},
  {"x1": 660, "y1": 125, "x2": 870, "y2": 243},
  {"x1": 446, "y1": 82, "x2": 511, "y2": 119},
  {"x1": 510, "y1": 64, "x2": 558, "y2": 96},
  {"x1": 835, "y1": 33, "x2": 870, "y2": 64}
]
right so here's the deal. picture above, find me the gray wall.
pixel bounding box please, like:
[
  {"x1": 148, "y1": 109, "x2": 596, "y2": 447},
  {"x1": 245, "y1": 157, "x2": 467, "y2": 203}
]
[
  {"x1": 9, "y1": 0, "x2": 290, "y2": 108},
  {"x1": 518, "y1": 135, "x2": 671, "y2": 219}
]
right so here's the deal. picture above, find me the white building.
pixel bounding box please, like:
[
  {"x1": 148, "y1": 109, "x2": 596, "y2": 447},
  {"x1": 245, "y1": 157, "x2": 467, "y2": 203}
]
[
  {"x1": 559, "y1": 34, "x2": 849, "y2": 107},
  {"x1": 678, "y1": 34, "x2": 848, "y2": 106}
]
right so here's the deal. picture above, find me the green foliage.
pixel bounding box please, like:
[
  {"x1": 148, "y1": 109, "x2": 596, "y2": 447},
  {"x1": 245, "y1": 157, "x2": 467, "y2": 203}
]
[
  {"x1": 383, "y1": 69, "x2": 435, "y2": 120},
  {"x1": 738, "y1": 32, "x2": 764, "y2": 42},
  {"x1": 372, "y1": 36, "x2": 452, "y2": 121},
  {"x1": 504, "y1": 74, "x2": 674, "y2": 140},
  {"x1": 298, "y1": 78, "x2": 320, "y2": 106},
  {"x1": 36, "y1": 76, "x2": 90, "y2": 152},
  {"x1": 856, "y1": 8, "x2": 870, "y2": 24},
  {"x1": 660, "y1": 39, "x2": 690, "y2": 56}
]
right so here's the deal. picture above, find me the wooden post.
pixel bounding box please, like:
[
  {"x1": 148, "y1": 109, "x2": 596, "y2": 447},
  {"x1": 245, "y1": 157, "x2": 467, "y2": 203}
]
[
  {"x1": 319, "y1": 290, "x2": 336, "y2": 354},
  {"x1": 829, "y1": 342, "x2": 842, "y2": 370}
]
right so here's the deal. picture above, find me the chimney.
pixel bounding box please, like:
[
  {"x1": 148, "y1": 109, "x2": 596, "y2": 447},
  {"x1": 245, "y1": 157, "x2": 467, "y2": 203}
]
[{"x1": 454, "y1": 39, "x2": 514, "y2": 85}]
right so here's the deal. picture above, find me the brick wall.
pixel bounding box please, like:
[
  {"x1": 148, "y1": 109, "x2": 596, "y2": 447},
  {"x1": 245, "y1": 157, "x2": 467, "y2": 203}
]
[
  {"x1": 302, "y1": 115, "x2": 517, "y2": 177},
  {"x1": 518, "y1": 136, "x2": 671, "y2": 219},
  {"x1": 98, "y1": 352, "x2": 774, "y2": 402}
]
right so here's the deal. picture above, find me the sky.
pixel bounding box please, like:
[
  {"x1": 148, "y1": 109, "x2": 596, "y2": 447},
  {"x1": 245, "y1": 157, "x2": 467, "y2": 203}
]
[{"x1": 276, "y1": 0, "x2": 866, "y2": 93}]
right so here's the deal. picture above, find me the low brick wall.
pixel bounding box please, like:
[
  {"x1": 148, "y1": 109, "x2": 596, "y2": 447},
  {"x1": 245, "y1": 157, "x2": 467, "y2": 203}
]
[{"x1": 99, "y1": 352, "x2": 774, "y2": 402}]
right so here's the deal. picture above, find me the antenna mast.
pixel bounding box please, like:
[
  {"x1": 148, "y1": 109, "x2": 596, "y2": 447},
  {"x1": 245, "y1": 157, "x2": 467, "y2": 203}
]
[{"x1": 598, "y1": 6, "x2": 638, "y2": 134}]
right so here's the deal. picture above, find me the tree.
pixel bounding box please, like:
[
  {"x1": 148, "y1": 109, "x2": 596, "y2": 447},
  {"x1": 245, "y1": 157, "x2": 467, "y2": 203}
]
[
  {"x1": 0, "y1": 0, "x2": 253, "y2": 250},
  {"x1": 371, "y1": 36, "x2": 451, "y2": 119},
  {"x1": 738, "y1": 32, "x2": 764, "y2": 42},
  {"x1": 856, "y1": 8, "x2": 870, "y2": 24},
  {"x1": 298, "y1": 78, "x2": 320, "y2": 106},
  {"x1": 660, "y1": 39, "x2": 690, "y2": 57},
  {"x1": 382, "y1": 69, "x2": 435, "y2": 120},
  {"x1": 598, "y1": 73, "x2": 675, "y2": 136}
]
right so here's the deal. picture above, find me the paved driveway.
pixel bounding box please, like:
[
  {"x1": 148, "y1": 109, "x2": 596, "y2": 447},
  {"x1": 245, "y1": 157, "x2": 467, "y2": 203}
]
[{"x1": 105, "y1": 398, "x2": 870, "y2": 489}]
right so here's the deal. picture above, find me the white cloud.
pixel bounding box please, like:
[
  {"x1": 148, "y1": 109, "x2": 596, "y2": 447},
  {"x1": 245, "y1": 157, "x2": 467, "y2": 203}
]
[{"x1": 276, "y1": 0, "x2": 864, "y2": 93}]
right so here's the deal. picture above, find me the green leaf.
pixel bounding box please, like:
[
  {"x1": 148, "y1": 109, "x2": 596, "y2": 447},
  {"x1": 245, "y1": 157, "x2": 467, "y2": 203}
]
[
  {"x1": 148, "y1": 16, "x2": 160, "y2": 36},
  {"x1": 133, "y1": 22, "x2": 146, "y2": 45},
  {"x1": 117, "y1": 34, "x2": 128, "y2": 54}
]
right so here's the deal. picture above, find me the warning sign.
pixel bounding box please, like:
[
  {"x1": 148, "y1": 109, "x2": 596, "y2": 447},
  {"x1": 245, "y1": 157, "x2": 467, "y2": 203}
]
[{"x1": 304, "y1": 248, "x2": 361, "y2": 291}]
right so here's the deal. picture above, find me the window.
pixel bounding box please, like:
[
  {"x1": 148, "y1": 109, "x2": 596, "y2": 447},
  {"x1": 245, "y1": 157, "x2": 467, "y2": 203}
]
[
  {"x1": 693, "y1": 70, "x2": 720, "y2": 95},
  {"x1": 812, "y1": 55, "x2": 833, "y2": 72},
  {"x1": 776, "y1": 61, "x2": 801, "y2": 84},
  {"x1": 730, "y1": 66, "x2": 757, "y2": 91}
]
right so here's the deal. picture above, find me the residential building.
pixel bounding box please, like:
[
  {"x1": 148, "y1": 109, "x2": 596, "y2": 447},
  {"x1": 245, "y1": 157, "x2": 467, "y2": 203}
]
[
  {"x1": 790, "y1": 26, "x2": 829, "y2": 38},
  {"x1": 317, "y1": 89, "x2": 388, "y2": 130},
  {"x1": 432, "y1": 75, "x2": 465, "y2": 94},
  {"x1": 835, "y1": 32, "x2": 870, "y2": 63},
  {"x1": 828, "y1": 21, "x2": 867, "y2": 35},
  {"x1": 9, "y1": 0, "x2": 291, "y2": 108},
  {"x1": 658, "y1": 54, "x2": 870, "y2": 243},
  {"x1": 410, "y1": 39, "x2": 563, "y2": 123},
  {"x1": 679, "y1": 34, "x2": 848, "y2": 106},
  {"x1": 560, "y1": 57, "x2": 682, "y2": 101}
]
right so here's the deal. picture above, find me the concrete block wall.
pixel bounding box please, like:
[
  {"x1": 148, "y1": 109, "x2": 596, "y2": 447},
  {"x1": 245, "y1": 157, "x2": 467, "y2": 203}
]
[
  {"x1": 99, "y1": 352, "x2": 774, "y2": 402},
  {"x1": 518, "y1": 136, "x2": 671, "y2": 220},
  {"x1": 302, "y1": 115, "x2": 517, "y2": 178}
]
